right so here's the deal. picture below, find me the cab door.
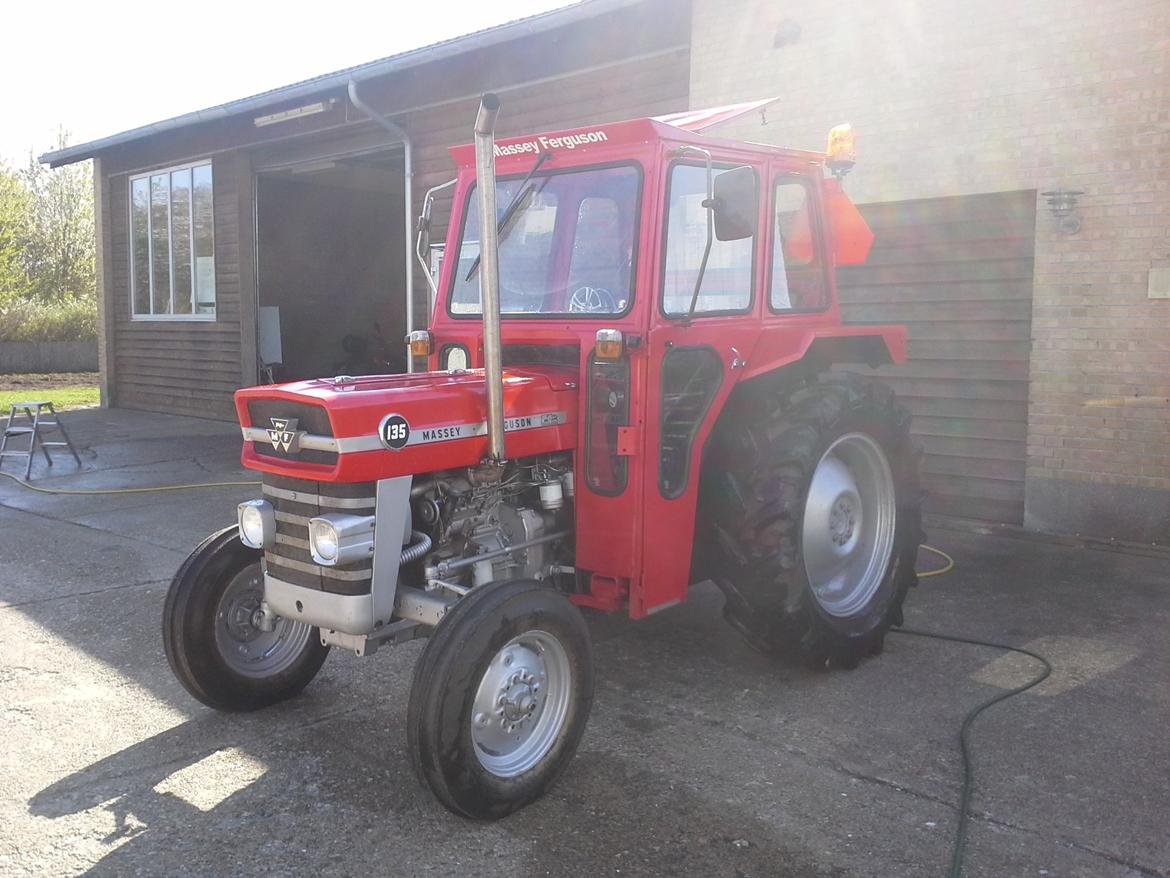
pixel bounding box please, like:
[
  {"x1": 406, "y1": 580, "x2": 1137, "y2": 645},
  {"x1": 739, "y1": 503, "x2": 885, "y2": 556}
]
[{"x1": 633, "y1": 154, "x2": 767, "y2": 617}]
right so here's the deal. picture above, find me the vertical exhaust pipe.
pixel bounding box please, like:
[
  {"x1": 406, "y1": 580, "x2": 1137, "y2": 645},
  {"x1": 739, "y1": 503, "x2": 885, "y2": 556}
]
[{"x1": 473, "y1": 93, "x2": 506, "y2": 462}]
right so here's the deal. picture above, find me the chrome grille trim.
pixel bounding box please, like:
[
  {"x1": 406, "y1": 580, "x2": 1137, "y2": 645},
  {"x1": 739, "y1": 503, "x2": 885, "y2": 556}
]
[
  {"x1": 241, "y1": 426, "x2": 381, "y2": 454},
  {"x1": 275, "y1": 510, "x2": 312, "y2": 526},
  {"x1": 274, "y1": 532, "x2": 310, "y2": 550},
  {"x1": 265, "y1": 554, "x2": 372, "y2": 581},
  {"x1": 262, "y1": 483, "x2": 375, "y2": 509}
]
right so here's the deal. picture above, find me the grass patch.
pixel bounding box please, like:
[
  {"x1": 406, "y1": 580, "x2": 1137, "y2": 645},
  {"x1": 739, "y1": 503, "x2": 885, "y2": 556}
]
[{"x1": 0, "y1": 384, "x2": 99, "y2": 411}]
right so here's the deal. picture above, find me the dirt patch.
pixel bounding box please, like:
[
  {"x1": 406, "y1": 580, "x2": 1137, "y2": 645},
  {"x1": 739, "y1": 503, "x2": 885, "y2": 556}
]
[{"x1": 0, "y1": 373, "x2": 99, "y2": 391}]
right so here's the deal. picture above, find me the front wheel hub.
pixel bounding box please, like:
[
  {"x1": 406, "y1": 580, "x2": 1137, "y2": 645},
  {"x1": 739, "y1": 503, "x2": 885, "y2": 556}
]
[
  {"x1": 471, "y1": 631, "x2": 571, "y2": 778},
  {"x1": 213, "y1": 565, "x2": 313, "y2": 678}
]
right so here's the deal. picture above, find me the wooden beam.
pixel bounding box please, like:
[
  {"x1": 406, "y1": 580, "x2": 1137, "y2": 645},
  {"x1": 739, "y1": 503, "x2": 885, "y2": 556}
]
[{"x1": 92, "y1": 158, "x2": 116, "y2": 407}]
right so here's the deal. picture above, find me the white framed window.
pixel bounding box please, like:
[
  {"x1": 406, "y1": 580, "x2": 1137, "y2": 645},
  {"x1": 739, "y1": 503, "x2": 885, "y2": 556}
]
[{"x1": 130, "y1": 161, "x2": 215, "y2": 319}]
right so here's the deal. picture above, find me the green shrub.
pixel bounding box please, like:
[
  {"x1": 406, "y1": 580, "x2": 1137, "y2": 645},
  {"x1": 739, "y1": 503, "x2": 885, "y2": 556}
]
[{"x1": 0, "y1": 294, "x2": 97, "y2": 342}]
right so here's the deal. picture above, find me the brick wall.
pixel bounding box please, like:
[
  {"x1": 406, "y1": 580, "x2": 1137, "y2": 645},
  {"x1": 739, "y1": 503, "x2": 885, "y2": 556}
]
[{"x1": 689, "y1": 0, "x2": 1170, "y2": 540}]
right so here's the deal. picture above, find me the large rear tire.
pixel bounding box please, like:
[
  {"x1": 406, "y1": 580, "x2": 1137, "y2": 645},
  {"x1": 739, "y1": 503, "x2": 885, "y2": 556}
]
[
  {"x1": 407, "y1": 579, "x2": 594, "y2": 820},
  {"x1": 163, "y1": 527, "x2": 329, "y2": 711},
  {"x1": 698, "y1": 372, "x2": 922, "y2": 667}
]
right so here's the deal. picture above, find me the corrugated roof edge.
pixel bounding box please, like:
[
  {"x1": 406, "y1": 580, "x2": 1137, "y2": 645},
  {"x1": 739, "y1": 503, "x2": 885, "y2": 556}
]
[{"x1": 41, "y1": 0, "x2": 641, "y2": 167}]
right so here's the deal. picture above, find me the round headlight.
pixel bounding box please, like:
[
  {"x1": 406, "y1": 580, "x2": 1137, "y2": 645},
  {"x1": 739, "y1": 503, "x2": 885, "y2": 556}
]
[
  {"x1": 310, "y1": 519, "x2": 339, "y2": 562},
  {"x1": 239, "y1": 504, "x2": 265, "y2": 548}
]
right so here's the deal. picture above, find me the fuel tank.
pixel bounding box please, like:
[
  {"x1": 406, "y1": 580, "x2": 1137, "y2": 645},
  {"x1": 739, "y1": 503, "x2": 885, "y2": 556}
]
[{"x1": 235, "y1": 366, "x2": 579, "y2": 483}]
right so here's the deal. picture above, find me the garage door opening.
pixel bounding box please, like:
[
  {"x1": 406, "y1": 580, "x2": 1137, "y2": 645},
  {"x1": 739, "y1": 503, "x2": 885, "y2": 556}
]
[{"x1": 255, "y1": 151, "x2": 407, "y2": 382}]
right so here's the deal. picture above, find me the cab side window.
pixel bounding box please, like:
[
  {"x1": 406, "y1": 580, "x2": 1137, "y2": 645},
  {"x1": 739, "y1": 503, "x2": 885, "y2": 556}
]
[
  {"x1": 662, "y1": 164, "x2": 756, "y2": 316},
  {"x1": 771, "y1": 179, "x2": 827, "y2": 311}
]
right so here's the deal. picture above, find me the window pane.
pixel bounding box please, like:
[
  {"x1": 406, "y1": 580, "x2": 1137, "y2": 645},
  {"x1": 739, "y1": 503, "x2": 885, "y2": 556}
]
[
  {"x1": 771, "y1": 180, "x2": 825, "y2": 311},
  {"x1": 567, "y1": 196, "x2": 632, "y2": 312},
  {"x1": 450, "y1": 181, "x2": 558, "y2": 314},
  {"x1": 150, "y1": 173, "x2": 171, "y2": 314},
  {"x1": 449, "y1": 166, "x2": 639, "y2": 316},
  {"x1": 131, "y1": 178, "x2": 151, "y2": 315},
  {"x1": 170, "y1": 169, "x2": 192, "y2": 314},
  {"x1": 663, "y1": 165, "x2": 754, "y2": 316},
  {"x1": 192, "y1": 164, "x2": 216, "y2": 315}
]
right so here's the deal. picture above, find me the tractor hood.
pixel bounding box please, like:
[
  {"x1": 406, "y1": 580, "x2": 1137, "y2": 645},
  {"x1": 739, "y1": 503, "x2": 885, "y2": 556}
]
[{"x1": 236, "y1": 366, "x2": 579, "y2": 483}]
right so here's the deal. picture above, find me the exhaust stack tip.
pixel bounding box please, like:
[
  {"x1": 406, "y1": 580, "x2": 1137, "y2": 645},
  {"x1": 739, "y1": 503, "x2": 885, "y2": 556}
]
[{"x1": 475, "y1": 93, "x2": 501, "y2": 134}]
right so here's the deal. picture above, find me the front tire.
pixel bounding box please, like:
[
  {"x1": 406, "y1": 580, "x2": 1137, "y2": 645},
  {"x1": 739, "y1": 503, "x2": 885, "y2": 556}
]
[
  {"x1": 163, "y1": 526, "x2": 329, "y2": 711},
  {"x1": 407, "y1": 579, "x2": 594, "y2": 820},
  {"x1": 699, "y1": 372, "x2": 923, "y2": 667}
]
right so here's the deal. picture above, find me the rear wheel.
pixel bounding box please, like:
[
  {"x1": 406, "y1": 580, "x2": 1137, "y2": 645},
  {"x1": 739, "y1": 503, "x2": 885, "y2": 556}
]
[
  {"x1": 407, "y1": 579, "x2": 593, "y2": 820},
  {"x1": 163, "y1": 527, "x2": 329, "y2": 711},
  {"x1": 698, "y1": 372, "x2": 922, "y2": 667}
]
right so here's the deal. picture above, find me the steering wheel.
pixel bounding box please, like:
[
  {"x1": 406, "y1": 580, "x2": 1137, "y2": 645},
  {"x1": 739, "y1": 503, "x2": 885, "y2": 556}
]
[{"x1": 567, "y1": 285, "x2": 619, "y2": 314}]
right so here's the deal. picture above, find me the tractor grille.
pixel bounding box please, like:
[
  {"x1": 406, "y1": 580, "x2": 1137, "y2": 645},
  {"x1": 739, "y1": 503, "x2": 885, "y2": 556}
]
[
  {"x1": 261, "y1": 473, "x2": 375, "y2": 596},
  {"x1": 248, "y1": 400, "x2": 338, "y2": 466}
]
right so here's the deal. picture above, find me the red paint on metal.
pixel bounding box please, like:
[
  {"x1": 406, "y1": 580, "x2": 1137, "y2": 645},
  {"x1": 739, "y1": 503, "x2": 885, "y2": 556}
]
[
  {"x1": 236, "y1": 367, "x2": 578, "y2": 483},
  {"x1": 823, "y1": 178, "x2": 874, "y2": 266}
]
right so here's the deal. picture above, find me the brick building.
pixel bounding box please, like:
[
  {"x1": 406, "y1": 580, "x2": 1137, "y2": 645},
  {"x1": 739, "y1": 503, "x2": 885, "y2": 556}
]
[{"x1": 689, "y1": 0, "x2": 1169, "y2": 541}]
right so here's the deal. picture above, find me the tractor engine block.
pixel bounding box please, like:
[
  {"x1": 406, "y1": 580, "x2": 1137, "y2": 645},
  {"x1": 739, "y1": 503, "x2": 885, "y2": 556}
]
[{"x1": 411, "y1": 454, "x2": 574, "y2": 588}]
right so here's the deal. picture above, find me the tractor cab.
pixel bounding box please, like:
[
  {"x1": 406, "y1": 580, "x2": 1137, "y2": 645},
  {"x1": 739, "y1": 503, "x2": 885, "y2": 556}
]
[{"x1": 419, "y1": 111, "x2": 902, "y2": 617}]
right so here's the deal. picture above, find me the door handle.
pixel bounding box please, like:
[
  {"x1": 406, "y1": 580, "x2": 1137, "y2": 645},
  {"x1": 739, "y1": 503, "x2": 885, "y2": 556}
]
[{"x1": 730, "y1": 347, "x2": 747, "y2": 369}]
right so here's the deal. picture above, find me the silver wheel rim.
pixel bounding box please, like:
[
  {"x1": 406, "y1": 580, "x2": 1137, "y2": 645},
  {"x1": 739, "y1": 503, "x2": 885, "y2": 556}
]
[
  {"x1": 471, "y1": 630, "x2": 572, "y2": 778},
  {"x1": 214, "y1": 563, "x2": 313, "y2": 678},
  {"x1": 802, "y1": 432, "x2": 897, "y2": 618}
]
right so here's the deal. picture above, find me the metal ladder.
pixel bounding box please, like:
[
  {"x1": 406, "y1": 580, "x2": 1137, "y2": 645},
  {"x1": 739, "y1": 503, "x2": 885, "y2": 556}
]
[{"x1": 0, "y1": 401, "x2": 81, "y2": 479}]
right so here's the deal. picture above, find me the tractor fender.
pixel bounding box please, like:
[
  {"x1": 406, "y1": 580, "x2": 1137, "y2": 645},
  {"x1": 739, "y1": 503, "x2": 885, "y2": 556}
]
[{"x1": 738, "y1": 324, "x2": 907, "y2": 383}]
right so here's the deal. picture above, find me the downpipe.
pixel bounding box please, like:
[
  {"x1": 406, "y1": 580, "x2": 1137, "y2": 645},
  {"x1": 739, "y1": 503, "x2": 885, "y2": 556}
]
[
  {"x1": 472, "y1": 93, "x2": 506, "y2": 461},
  {"x1": 348, "y1": 80, "x2": 417, "y2": 371}
]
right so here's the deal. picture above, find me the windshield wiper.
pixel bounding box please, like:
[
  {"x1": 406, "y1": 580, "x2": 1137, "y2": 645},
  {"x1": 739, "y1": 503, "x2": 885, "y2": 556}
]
[{"x1": 465, "y1": 151, "x2": 552, "y2": 282}]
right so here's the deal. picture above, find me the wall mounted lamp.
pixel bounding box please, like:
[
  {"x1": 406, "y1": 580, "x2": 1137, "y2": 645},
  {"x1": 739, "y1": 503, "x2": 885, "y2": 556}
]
[{"x1": 1041, "y1": 188, "x2": 1084, "y2": 235}]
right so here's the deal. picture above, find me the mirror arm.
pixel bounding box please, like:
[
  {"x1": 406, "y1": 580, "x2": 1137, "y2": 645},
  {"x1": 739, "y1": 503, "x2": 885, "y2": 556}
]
[
  {"x1": 414, "y1": 178, "x2": 457, "y2": 302},
  {"x1": 676, "y1": 146, "x2": 715, "y2": 325}
]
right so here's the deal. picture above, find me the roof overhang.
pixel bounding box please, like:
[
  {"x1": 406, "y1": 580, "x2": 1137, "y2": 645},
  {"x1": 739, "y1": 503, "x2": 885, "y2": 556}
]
[{"x1": 41, "y1": 0, "x2": 643, "y2": 167}]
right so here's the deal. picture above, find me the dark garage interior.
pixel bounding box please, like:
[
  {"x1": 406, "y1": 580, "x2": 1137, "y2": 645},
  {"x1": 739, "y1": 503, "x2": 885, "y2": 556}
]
[{"x1": 256, "y1": 153, "x2": 407, "y2": 382}]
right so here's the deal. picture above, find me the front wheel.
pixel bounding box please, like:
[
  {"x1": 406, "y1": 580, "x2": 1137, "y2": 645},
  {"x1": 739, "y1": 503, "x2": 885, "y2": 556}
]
[
  {"x1": 407, "y1": 579, "x2": 594, "y2": 820},
  {"x1": 162, "y1": 527, "x2": 329, "y2": 711},
  {"x1": 699, "y1": 372, "x2": 923, "y2": 667}
]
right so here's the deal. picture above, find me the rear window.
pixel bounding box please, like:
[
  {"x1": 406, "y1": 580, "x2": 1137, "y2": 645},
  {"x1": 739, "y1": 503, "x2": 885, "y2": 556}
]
[{"x1": 770, "y1": 178, "x2": 827, "y2": 311}]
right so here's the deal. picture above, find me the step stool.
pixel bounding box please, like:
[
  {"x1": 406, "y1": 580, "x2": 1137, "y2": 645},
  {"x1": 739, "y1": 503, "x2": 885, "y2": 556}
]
[{"x1": 0, "y1": 401, "x2": 82, "y2": 479}]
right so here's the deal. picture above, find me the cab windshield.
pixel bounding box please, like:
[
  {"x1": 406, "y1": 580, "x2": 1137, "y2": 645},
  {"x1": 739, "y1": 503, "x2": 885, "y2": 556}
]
[{"x1": 448, "y1": 165, "x2": 641, "y2": 316}]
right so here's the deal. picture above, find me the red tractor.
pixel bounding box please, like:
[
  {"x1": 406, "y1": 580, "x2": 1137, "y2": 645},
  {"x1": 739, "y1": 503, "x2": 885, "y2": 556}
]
[{"x1": 164, "y1": 95, "x2": 922, "y2": 819}]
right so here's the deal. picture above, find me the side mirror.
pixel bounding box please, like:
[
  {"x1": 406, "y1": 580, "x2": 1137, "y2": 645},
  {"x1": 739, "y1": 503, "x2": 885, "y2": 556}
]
[
  {"x1": 415, "y1": 198, "x2": 433, "y2": 261},
  {"x1": 711, "y1": 165, "x2": 757, "y2": 241}
]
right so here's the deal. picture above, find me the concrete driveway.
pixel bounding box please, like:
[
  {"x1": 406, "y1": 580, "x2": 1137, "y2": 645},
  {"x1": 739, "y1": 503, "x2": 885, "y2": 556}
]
[{"x1": 1, "y1": 408, "x2": 1167, "y2": 878}]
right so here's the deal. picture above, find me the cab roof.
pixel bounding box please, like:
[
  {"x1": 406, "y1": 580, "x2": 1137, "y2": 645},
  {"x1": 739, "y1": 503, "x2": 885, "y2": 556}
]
[{"x1": 447, "y1": 100, "x2": 828, "y2": 170}]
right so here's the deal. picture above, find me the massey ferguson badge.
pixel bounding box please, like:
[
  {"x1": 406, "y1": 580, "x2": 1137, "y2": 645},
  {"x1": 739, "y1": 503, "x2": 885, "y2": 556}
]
[{"x1": 493, "y1": 128, "x2": 609, "y2": 157}]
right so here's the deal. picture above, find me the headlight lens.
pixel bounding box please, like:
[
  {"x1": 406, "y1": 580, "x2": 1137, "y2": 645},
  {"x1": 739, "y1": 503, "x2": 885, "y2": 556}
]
[
  {"x1": 309, "y1": 519, "x2": 340, "y2": 563},
  {"x1": 308, "y1": 513, "x2": 375, "y2": 566},
  {"x1": 237, "y1": 499, "x2": 274, "y2": 549}
]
